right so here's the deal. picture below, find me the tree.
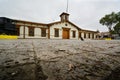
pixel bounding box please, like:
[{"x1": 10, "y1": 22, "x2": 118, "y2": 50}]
[
  {"x1": 100, "y1": 12, "x2": 120, "y2": 37},
  {"x1": 114, "y1": 12, "x2": 120, "y2": 36},
  {"x1": 114, "y1": 22, "x2": 120, "y2": 36},
  {"x1": 116, "y1": 12, "x2": 120, "y2": 22},
  {"x1": 100, "y1": 12, "x2": 117, "y2": 35}
]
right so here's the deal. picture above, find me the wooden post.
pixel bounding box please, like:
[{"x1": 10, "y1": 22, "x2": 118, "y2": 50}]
[{"x1": 23, "y1": 23, "x2": 25, "y2": 39}]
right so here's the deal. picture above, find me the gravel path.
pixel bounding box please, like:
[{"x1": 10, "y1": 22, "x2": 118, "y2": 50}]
[{"x1": 0, "y1": 39, "x2": 120, "y2": 80}]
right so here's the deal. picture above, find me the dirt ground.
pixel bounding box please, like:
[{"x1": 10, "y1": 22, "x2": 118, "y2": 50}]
[{"x1": 0, "y1": 39, "x2": 120, "y2": 80}]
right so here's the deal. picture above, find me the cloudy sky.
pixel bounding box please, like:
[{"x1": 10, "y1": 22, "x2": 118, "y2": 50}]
[{"x1": 0, "y1": 0, "x2": 120, "y2": 32}]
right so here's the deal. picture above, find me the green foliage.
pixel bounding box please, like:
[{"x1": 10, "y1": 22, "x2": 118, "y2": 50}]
[
  {"x1": 114, "y1": 22, "x2": 120, "y2": 36},
  {"x1": 100, "y1": 12, "x2": 117, "y2": 32},
  {"x1": 116, "y1": 12, "x2": 120, "y2": 22},
  {"x1": 100, "y1": 12, "x2": 120, "y2": 36},
  {"x1": 114, "y1": 12, "x2": 120, "y2": 36}
]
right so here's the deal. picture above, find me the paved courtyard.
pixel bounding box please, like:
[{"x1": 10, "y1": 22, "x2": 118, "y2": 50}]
[{"x1": 0, "y1": 39, "x2": 120, "y2": 80}]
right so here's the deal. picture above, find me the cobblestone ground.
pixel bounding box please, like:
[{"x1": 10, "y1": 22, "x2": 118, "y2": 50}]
[{"x1": 0, "y1": 39, "x2": 120, "y2": 80}]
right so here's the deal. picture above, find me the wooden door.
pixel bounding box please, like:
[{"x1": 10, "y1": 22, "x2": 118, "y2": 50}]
[{"x1": 63, "y1": 28, "x2": 69, "y2": 39}]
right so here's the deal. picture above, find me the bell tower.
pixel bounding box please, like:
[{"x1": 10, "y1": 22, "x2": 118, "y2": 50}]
[
  {"x1": 60, "y1": 0, "x2": 70, "y2": 22},
  {"x1": 60, "y1": 12, "x2": 69, "y2": 22}
]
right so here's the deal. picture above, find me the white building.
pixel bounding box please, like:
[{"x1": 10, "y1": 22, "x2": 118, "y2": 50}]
[{"x1": 15, "y1": 12, "x2": 98, "y2": 39}]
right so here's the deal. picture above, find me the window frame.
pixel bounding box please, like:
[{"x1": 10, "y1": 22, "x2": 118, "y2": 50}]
[
  {"x1": 88, "y1": 33, "x2": 91, "y2": 38},
  {"x1": 54, "y1": 28, "x2": 59, "y2": 37},
  {"x1": 79, "y1": 32, "x2": 81, "y2": 38},
  {"x1": 41, "y1": 28, "x2": 46, "y2": 37},
  {"x1": 29, "y1": 27, "x2": 34, "y2": 36},
  {"x1": 92, "y1": 33, "x2": 94, "y2": 39},
  {"x1": 84, "y1": 33, "x2": 86, "y2": 38},
  {"x1": 72, "y1": 30, "x2": 76, "y2": 38}
]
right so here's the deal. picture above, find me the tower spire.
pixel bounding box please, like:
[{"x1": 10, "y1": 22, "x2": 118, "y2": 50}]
[{"x1": 66, "y1": 0, "x2": 69, "y2": 13}]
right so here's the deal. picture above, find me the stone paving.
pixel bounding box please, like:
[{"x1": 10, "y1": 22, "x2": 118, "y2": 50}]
[{"x1": 0, "y1": 39, "x2": 120, "y2": 80}]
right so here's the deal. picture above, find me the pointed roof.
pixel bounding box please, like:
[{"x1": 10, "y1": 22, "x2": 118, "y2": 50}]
[
  {"x1": 48, "y1": 21, "x2": 81, "y2": 30},
  {"x1": 60, "y1": 12, "x2": 69, "y2": 17}
]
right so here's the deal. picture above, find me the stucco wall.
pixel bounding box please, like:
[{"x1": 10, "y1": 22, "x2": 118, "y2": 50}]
[
  {"x1": 90, "y1": 33, "x2": 92, "y2": 39},
  {"x1": 79, "y1": 31, "x2": 97, "y2": 40},
  {"x1": 18, "y1": 22, "x2": 97, "y2": 39},
  {"x1": 50, "y1": 22, "x2": 79, "y2": 39},
  {"x1": 18, "y1": 26, "x2": 48, "y2": 39},
  {"x1": 18, "y1": 26, "x2": 24, "y2": 38},
  {"x1": 81, "y1": 32, "x2": 84, "y2": 38}
]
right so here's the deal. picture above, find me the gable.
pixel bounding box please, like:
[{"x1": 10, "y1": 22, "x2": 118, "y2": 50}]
[
  {"x1": 48, "y1": 21, "x2": 81, "y2": 30},
  {"x1": 68, "y1": 21, "x2": 81, "y2": 30}
]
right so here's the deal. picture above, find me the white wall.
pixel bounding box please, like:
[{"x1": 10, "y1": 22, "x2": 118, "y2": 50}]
[
  {"x1": 81, "y1": 32, "x2": 84, "y2": 38},
  {"x1": 19, "y1": 26, "x2": 48, "y2": 39},
  {"x1": 79, "y1": 32, "x2": 97, "y2": 40},
  {"x1": 89, "y1": 33, "x2": 92, "y2": 39},
  {"x1": 94, "y1": 34, "x2": 97, "y2": 39},
  {"x1": 86, "y1": 33, "x2": 88, "y2": 39},
  {"x1": 50, "y1": 22, "x2": 79, "y2": 39},
  {"x1": 18, "y1": 26, "x2": 24, "y2": 38},
  {"x1": 35, "y1": 28, "x2": 41, "y2": 37},
  {"x1": 18, "y1": 22, "x2": 97, "y2": 39}
]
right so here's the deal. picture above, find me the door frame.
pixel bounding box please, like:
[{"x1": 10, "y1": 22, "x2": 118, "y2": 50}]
[{"x1": 62, "y1": 27, "x2": 70, "y2": 39}]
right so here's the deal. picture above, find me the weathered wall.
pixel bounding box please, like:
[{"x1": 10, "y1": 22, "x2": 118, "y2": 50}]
[
  {"x1": 79, "y1": 31, "x2": 97, "y2": 40},
  {"x1": 18, "y1": 26, "x2": 48, "y2": 39},
  {"x1": 16, "y1": 21, "x2": 98, "y2": 39},
  {"x1": 50, "y1": 22, "x2": 79, "y2": 39}
]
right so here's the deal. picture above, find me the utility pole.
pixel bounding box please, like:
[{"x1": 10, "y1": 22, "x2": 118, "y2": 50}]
[{"x1": 66, "y1": 0, "x2": 69, "y2": 13}]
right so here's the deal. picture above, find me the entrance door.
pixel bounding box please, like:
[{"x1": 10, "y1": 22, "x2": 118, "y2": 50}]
[{"x1": 63, "y1": 28, "x2": 70, "y2": 39}]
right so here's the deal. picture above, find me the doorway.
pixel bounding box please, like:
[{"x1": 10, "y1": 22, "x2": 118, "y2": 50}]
[{"x1": 62, "y1": 28, "x2": 70, "y2": 39}]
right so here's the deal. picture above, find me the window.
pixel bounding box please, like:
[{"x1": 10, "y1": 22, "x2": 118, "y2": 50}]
[
  {"x1": 79, "y1": 32, "x2": 81, "y2": 38},
  {"x1": 88, "y1": 33, "x2": 90, "y2": 38},
  {"x1": 65, "y1": 16, "x2": 68, "y2": 21},
  {"x1": 65, "y1": 24, "x2": 67, "y2": 26},
  {"x1": 96, "y1": 35, "x2": 97, "y2": 38},
  {"x1": 54, "y1": 28, "x2": 59, "y2": 37},
  {"x1": 84, "y1": 33, "x2": 86, "y2": 38},
  {"x1": 72, "y1": 31, "x2": 76, "y2": 38},
  {"x1": 29, "y1": 27, "x2": 34, "y2": 36},
  {"x1": 41, "y1": 28, "x2": 46, "y2": 37},
  {"x1": 92, "y1": 33, "x2": 94, "y2": 39},
  {"x1": 16, "y1": 27, "x2": 20, "y2": 36}
]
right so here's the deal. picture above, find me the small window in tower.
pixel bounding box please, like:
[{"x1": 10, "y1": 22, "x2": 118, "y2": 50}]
[
  {"x1": 65, "y1": 16, "x2": 68, "y2": 21},
  {"x1": 72, "y1": 31, "x2": 76, "y2": 38},
  {"x1": 54, "y1": 28, "x2": 59, "y2": 37}
]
